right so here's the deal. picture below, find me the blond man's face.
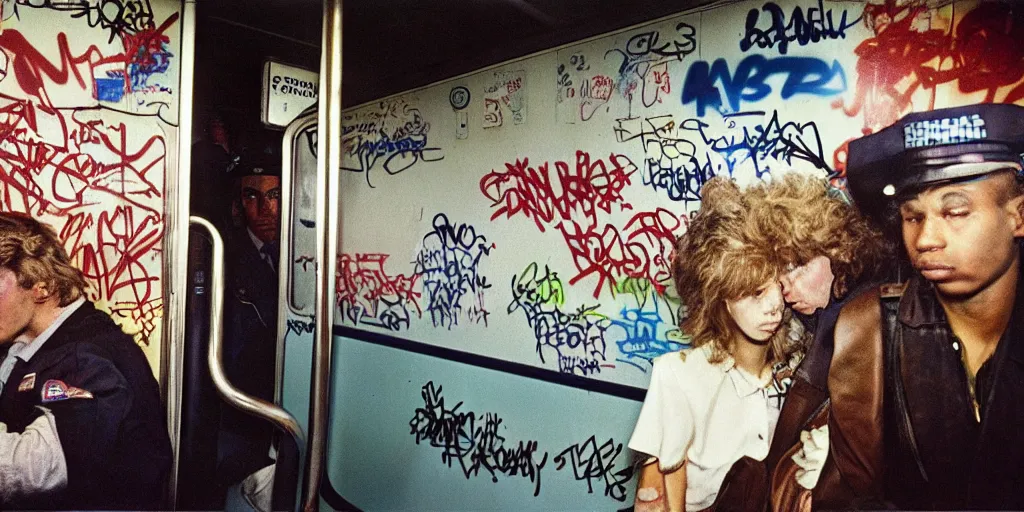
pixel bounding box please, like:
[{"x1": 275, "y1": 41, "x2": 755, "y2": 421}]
[{"x1": 0, "y1": 269, "x2": 36, "y2": 344}]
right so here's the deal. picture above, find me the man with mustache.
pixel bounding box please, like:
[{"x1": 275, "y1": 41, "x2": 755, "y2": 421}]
[
  {"x1": 219, "y1": 156, "x2": 282, "y2": 488},
  {"x1": 819, "y1": 103, "x2": 1024, "y2": 510}
]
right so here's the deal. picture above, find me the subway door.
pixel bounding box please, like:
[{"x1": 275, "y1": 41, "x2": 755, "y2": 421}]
[{"x1": 267, "y1": 110, "x2": 320, "y2": 510}]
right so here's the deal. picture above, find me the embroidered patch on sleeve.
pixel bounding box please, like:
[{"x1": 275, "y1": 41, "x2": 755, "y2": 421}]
[
  {"x1": 17, "y1": 373, "x2": 36, "y2": 392},
  {"x1": 41, "y1": 379, "x2": 94, "y2": 403},
  {"x1": 41, "y1": 380, "x2": 68, "y2": 402},
  {"x1": 67, "y1": 386, "x2": 93, "y2": 399}
]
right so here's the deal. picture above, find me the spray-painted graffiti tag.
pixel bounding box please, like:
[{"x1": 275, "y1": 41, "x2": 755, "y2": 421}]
[
  {"x1": 410, "y1": 382, "x2": 548, "y2": 496},
  {"x1": 741, "y1": 0, "x2": 861, "y2": 55},
  {"x1": 554, "y1": 435, "x2": 634, "y2": 502},
  {"x1": 836, "y1": 1, "x2": 1024, "y2": 133},
  {"x1": 414, "y1": 213, "x2": 495, "y2": 330},
  {"x1": 336, "y1": 253, "x2": 421, "y2": 331},
  {"x1": 9, "y1": 0, "x2": 156, "y2": 42},
  {"x1": 342, "y1": 99, "x2": 444, "y2": 186},
  {"x1": 682, "y1": 55, "x2": 847, "y2": 116}
]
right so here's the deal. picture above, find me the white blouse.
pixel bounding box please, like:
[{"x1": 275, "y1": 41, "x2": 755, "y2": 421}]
[{"x1": 628, "y1": 345, "x2": 793, "y2": 511}]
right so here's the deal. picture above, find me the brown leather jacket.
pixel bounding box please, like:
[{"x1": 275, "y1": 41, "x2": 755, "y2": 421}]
[{"x1": 816, "y1": 277, "x2": 1024, "y2": 510}]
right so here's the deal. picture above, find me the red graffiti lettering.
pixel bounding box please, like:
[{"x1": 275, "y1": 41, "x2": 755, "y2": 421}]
[
  {"x1": 480, "y1": 150, "x2": 635, "y2": 233},
  {"x1": 0, "y1": 30, "x2": 112, "y2": 104},
  {"x1": 122, "y1": 14, "x2": 177, "y2": 71},
  {"x1": 836, "y1": 1, "x2": 1024, "y2": 133},
  {"x1": 0, "y1": 99, "x2": 165, "y2": 345},
  {"x1": 483, "y1": 152, "x2": 685, "y2": 297},
  {"x1": 0, "y1": 14, "x2": 178, "y2": 349},
  {"x1": 336, "y1": 253, "x2": 422, "y2": 328},
  {"x1": 560, "y1": 208, "x2": 682, "y2": 297},
  {"x1": 642, "y1": 62, "x2": 671, "y2": 108}
]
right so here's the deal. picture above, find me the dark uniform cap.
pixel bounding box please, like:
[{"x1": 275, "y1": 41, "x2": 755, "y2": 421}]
[
  {"x1": 847, "y1": 103, "x2": 1024, "y2": 218},
  {"x1": 234, "y1": 153, "x2": 282, "y2": 179}
]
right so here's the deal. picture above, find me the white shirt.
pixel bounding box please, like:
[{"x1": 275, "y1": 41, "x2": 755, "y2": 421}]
[
  {"x1": 628, "y1": 345, "x2": 790, "y2": 511},
  {"x1": 0, "y1": 297, "x2": 83, "y2": 500}
]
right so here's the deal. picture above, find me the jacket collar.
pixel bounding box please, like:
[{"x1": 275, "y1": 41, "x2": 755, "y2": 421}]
[
  {"x1": 31, "y1": 301, "x2": 98, "y2": 359},
  {"x1": 897, "y1": 276, "x2": 947, "y2": 328}
]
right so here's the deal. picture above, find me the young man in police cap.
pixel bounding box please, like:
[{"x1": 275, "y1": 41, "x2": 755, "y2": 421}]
[
  {"x1": 218, "y1": 154, "x2": 283, "y2": 486},
  {"x1": 817, "y1": 103, "x2": 1024, "y2": 510},
  {"x1": 0, "y1": 212, "x2": 171, "y2": 509}
]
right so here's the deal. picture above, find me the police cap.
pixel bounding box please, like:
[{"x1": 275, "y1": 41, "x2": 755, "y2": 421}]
[
  {"x1": 234, "y1": 153, "x2": 281, "y2": 180},
  {"x1": 847, "y1": 103, "x2": 1024, "y2": 219}
]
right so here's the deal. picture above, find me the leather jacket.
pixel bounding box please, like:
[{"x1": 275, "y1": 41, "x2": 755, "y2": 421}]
[{"x1": 818, "y1": 275, "x2": 1024, "y2": 510}]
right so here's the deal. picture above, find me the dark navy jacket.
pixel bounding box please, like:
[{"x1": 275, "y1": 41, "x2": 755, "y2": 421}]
[
  {"x1": 0, "y1": 301, "x2": 171, "y2": 510},
  {"x1": 219, "y1": 229, "x2": 279, "y2": 485}
]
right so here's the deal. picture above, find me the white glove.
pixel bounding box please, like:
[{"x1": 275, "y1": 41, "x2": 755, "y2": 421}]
[{"x1": 792, "y1": 424, "x2": 829, "y2": 490}]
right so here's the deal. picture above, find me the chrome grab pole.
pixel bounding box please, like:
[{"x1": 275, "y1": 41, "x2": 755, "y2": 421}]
[
  {"x1": 304, "y1": 0, "x2": 342, "y2": 509},
  {"x1": 191, "y1": 216, "x2": 306, "y2": 461}
]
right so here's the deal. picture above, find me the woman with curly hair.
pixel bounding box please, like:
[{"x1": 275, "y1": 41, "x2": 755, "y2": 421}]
[
  {"x1": 743, "y1": 173, "x2": 888, "y2": 510},
  {"x1": 628, "y1": 178, "x2": 806, "y2": 512}
]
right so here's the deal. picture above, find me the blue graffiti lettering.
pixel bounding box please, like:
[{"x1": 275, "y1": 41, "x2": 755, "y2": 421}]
[
  {"x1": 414, "y1": 213, "x2": 494, "y2": 330},
  {"x1": 128, "y1": 42, "x2": 172, "y2": 90},
  {"x1": 681, "y1": 55, "x2": 847, "y2": 116},
  {"x1": 685, "y1": 109, "x2": 832, "y2": 177},
  {"x1": 609, "y1": 280, "x2": 688, "y2": 372},
  {"x1": 342, "y1": 100, "x2": 445, "y2": 186},
  {"x1": 613, "y1": 115, "x2": 725, "y2": 202}
]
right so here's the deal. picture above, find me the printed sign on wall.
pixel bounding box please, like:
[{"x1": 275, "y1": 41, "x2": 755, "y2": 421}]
[{"x1": 262, "y1": 60, "x2": 319, "y2": 128}]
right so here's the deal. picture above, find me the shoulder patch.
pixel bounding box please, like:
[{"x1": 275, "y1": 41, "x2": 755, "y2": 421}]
[
  {"x1": 879, "y1": 282, "x2": 907, "y2": 299},
  {"x1": 41, "y1": 380, "x2": 68, "y2": 402},
  {"x1": 67, "y1": 386, "x2": 94, "y2": 400},
  {"x1": 41, "y1": 379, "x2": 94, "y2": 403}
]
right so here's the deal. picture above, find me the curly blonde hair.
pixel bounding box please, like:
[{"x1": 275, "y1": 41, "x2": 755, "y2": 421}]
[
  {"x1": 672, "y1": 178, "x2": 800, "y2": 365},
  {"x1": 746, "y1": 174, "x2": 886, "y2": 300},
  {"x1": 0, "y1": 212, "x2": 86, "y2": 306}
]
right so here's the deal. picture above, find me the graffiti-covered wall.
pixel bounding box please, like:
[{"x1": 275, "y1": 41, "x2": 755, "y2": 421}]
[
  {"x1": 317, "y1": 1, "x2": 1024, "y2": 509},
  {"x1": 333, "y1": 0, "x2": 1024, "y2": 387},
  {"x1": 0, "y1": 0, "x2": 181, "y2": 370}
]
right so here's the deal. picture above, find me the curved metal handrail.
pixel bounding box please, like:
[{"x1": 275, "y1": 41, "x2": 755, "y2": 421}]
[{"x1": 190, "y1": 216, "x2": 306, "y2": 456}]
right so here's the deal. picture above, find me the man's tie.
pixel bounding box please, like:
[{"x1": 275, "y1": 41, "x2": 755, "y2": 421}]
[{"x1": 260, "y1": 241, "x2": 280, "y2": 271}]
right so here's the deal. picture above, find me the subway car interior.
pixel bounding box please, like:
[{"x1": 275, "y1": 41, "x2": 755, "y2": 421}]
[{"x1": 2, "y1": 0, "x2": 1023, "y2": 510}]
